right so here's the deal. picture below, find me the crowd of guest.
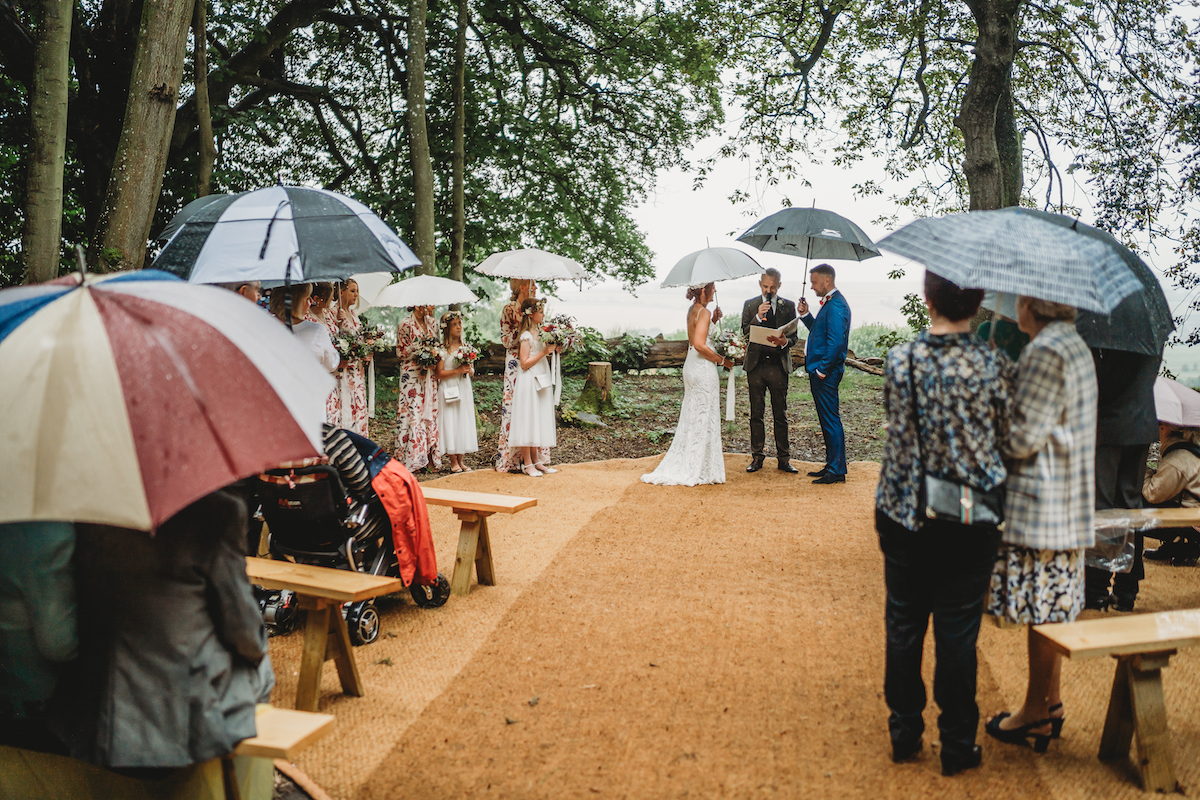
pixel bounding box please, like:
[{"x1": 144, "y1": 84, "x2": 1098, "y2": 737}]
[{"x1": 875, "y1": 271, "x2": 1192, "y2": 777}]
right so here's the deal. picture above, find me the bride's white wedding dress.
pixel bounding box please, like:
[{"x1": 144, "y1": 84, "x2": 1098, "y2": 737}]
[{"x1": 641, "y1": 339, "x2": 725, "y2": 486}]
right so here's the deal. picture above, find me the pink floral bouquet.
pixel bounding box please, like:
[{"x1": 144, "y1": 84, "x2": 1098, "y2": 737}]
[
  {"x1": 361, "y1": 323, "x2": 393, "y2": 353},
  {"x1": 456, "y1": 342, "x2": 480, "y2": 365}
]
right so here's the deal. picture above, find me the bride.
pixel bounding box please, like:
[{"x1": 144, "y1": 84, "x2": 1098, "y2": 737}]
[{"x1": 642, "y1": 282, "x2": 733, "y2": 486}]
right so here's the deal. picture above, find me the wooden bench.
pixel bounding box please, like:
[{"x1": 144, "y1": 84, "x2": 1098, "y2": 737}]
[
  {"x1": 421, "y1": 487, "x2": 537, "y2": 597},
  {"x1": 1032, "y1": 609, "x2": 1200, "y2": 792},
  {"x1": 245, "y1": 557, "x2": 405, "y2": 711},
  {"x1": 235, "y1": 705, "x2": 335, "y2": 760}
]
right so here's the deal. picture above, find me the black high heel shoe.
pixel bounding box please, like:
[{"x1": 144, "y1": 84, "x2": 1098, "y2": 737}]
[
  {"x1": 985, "y1": 712, "x2": 1054, "y2": 753},
  {"x1": 1048, "y1": 703, "x2": 1064, "y2": 739}
]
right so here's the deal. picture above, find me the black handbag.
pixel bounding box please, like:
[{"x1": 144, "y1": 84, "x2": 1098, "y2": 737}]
[{"x1": 907, "y1": 347, "x2": 1005, "y2": 531}]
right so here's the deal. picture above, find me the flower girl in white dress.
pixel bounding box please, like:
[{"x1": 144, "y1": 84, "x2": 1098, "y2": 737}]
[
  {"x1": 508, "y1": 299, "x2": 560, "y2": 477},
  {"x1": 435, "y1": 311, "x2": 478, "y2": 473}
]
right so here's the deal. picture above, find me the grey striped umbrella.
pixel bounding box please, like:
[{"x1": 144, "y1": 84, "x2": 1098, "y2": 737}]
[
  {"x1": 152, "y1": 185, "x2": 420, "y2": 284},
  {"x1": 876, "y1": 210, "x2": 1142, "y2": 314}
]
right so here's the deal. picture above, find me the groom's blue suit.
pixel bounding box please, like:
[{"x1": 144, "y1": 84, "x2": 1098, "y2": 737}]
[{"x1": 800, "y1": 290, "x2": 851, "y2": 476}]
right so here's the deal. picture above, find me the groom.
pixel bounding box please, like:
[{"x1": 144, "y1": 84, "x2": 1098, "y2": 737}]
[
  {"x1": 798, "y1": 263, "x2": 851, "y2": 484},
  {"x1": 741, "y1": 268, "x2": 800, "y2": 474}
]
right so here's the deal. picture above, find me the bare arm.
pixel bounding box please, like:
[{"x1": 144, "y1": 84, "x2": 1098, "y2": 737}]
[{"x1": 519, "y1": 337, "x2": 558, "y2": 370}]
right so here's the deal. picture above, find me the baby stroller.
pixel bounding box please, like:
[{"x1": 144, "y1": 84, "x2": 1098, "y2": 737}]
[{"x1": 254, "y1": 463, "x2": 450, "y2": 645}]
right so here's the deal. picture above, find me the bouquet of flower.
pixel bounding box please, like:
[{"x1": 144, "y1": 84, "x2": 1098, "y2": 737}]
[
  {"x1": 541, "y1": 313, "x2": 583, "y2": 351},
  {"x1": 456, "y1": 342, "x2": 480, "y2": 366},
  {"x1": 713, "y1": 329, "x2": 747, "y2": 365},
  {"x1": 334, "y1": 330, "x2": 370, "y2": 360},
  {"x1": 361, "y1": 323, "x2": 393, "y2": 353},
  {"x1": 410, "y1": 336, "x2": 442, "y2": 370}
]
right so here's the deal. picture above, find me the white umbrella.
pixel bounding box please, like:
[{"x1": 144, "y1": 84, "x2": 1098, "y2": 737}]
[
  {"x1": 660, "y1": 247, "x2": 765, "y2": 288},
  {"x1": 372, "y1": 274, "x2": 478, "y2": 308},
  {"x1": 474, "y1": 248, "x2": 587, "y2": 280},
  {"x1": 1154, "y1": 377, "x2": 1200, "y2": 428}
]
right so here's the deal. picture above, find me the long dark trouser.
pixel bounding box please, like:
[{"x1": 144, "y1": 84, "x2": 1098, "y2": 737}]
[
  {"x1": 746, "y1": 360, "x2": 790, "y2": 459},
  {"x1": 877, "y1": 511, "x2": 1002, "y2": 758},
  {"x1": 1085, "y1": 444, "x2": 1149, "y2": 602},
  {"x1": 809, "y1": 369, "x2": 846, "y2": 475}
]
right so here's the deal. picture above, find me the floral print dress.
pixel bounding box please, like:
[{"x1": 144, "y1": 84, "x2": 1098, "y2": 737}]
[
  {"x1": 494, "y1": 304, "x2": 551, "y2": 471},
  {"x1": 307, "y1": 309, "x2": 342, "y2": 425},
  {"x1": 337, "y1": 310, "x2": 369, "y2": 435},
  {"x1": 394, "y1": 313, "x2": 440, "y2": 471}
]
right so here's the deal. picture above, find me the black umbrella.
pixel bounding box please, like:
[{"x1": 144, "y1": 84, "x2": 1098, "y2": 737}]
[
  {"x1": 737, "y1": 207, "x2": 882, "y2": 263},
  {"x1": 1013, "y1": 208, "x2": 1173, "y2": 356},
  {"x1": 151, "y1": 185, "x2": 420, "y2": 285}
]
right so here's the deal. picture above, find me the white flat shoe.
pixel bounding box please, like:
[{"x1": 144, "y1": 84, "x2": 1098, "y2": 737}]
[
  {"x1": 535, "y1": 463, "x2": 557, "y2": 474},
  {"x1": 523, "y1": 466, "x2": 543, "y2": 477}
]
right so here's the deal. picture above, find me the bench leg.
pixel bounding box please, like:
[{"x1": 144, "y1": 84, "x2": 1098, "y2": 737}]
[
  {"x1": 451, "y1": 512, "x2": 481, "y2": 596},
  {"x1": 1098, "y1": 652, "x2": 1179, "y2": 794},
  {"x1": 475, "y1": 515, "x2": 495, "y2": 587},
  {"x1": 296, "y1": 603, "x2": 332, "y2": 712},
  {"x1": 327, "y1": 604, "x2": 364, "y2": 698},
  {"x1": 1128, "y1": 653, "x2": 1178, "y2": 793}
]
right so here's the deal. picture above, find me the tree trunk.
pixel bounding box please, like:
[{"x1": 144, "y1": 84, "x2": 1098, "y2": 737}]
[
  {"x1": 575, "y1": 361, "x2": 616, "y2": 414},
  {"x1": 955, "y1": 0, "x2": 1021, "y2": 211},
  {"x1": 94, "y1": 0, "x2": 195, "y2": 271},
  {"x1": 448, "y1": 0, "x2": 467, "y2": 299},
  {"x1": 193, "y1": 0, "x2": 216, "y2": 197},
  {"x1": 21, "y1": 0, "x2": 74, "y2": 284},
  {"x1": 406, "y1": 0, "x2": 436, "y2": 275}
]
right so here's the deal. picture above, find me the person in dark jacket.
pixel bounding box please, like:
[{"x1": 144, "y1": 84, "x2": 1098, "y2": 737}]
[
  {"x1": 0, "y1": 521, "x2": 77, "y2": 754},
  {"x1": 50, "y1": 490, "x2": 273, "y2": 768},
  {"x1": 1084, "y1": 349, "x2": 1160, "y2": 612}
]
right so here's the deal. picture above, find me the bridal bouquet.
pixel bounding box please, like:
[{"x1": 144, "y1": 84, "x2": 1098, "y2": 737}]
[
  {"x1": 541, "y1": 314, "x2": 583, "y2": 351},
  {"x1": 410, "y1": 336, "x2": 443, "y2": 370},
  {"x1": 713, "y1": 329, "x2": 747, "y2": 364}
]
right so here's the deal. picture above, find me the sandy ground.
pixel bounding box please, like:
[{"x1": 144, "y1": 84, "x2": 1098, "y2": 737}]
[{"x1": 266, "y1": 456, "x2": 1200, "y2": 799}]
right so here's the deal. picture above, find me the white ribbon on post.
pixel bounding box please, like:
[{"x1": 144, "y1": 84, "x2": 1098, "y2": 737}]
[{"x1": 724, "y1": 367, "x2": 736, "y2": 422}]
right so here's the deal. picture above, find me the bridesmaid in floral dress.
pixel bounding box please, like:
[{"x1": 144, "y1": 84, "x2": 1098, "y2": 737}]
[
  {"x1": 307, "y1": 283, "x2": 343, "y2": 425},
  {"x1": 395, "y1": 305, "x2": 441, "y2": 471},
  {"x1": 336, "y1": 278, "x2": 370, "y2": 435},
  {"x1": 495, "y1": 279, "x2": 551, "y2": 472}
]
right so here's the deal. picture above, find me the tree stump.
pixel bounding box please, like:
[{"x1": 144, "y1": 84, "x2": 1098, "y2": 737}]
[{"x1": 575, "y1": 361, "x2": 616, "y2": 414}]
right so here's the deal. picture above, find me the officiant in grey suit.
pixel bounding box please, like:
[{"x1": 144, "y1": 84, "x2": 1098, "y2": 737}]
[{"x1": 741, "y1": 268, "x2": 800, "y2": 473}]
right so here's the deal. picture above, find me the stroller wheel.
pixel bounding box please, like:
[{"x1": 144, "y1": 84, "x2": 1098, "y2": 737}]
[
  {"x1": 410, "y1": 573, "x2": 452, "y2": 609},
  {"x1": 261, "y1": 590, "x2": 299, "y2": 636},
  {"x1": 345, "y1": 600, "x2": 381, "y2": 646}
]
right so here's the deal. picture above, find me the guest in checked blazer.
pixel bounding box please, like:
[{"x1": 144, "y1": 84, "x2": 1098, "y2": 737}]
[
  {"x1": 984, "y1": 296, "x2": 1097, "y2": 754},
  {"x1": 798, "y1": 264, "x2": 851, "y2": 484},
  {"x1": 741, "y1": 268, "x2": 800, "y2": 473}
]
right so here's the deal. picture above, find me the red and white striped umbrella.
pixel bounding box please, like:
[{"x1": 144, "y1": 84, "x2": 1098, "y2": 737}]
[{"x1": 0, "y1": 270, "x2": 334, "y2": 531}]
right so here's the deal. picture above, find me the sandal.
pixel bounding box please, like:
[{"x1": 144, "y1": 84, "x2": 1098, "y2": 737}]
[
  {"x1": 523, "y1": 465, "x2": 543, "y2": 478},
  {"x1": 534, "y1": 463, "x2": 558, "y2": 474},
  {"x1": 985, "y1": 712, "x2": 1054, "y2": 753},
  {"x1": 450, "y1": 466, "x2": 464, "y2": 473}
]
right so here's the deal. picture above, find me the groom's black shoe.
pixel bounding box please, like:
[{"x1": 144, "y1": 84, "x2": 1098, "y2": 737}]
[
  {"x1": 777, "y1": 460, "x2": 799, "y2": 474},
  {"x1": 813, "y1": 473, "x2": 846, "y2": 484},
  {"x1": 807, "y1": 466, "x2": 829, "y2": 477},
  {"x1": 747, "y1": 456, "x2": 765, "y2": 473}
]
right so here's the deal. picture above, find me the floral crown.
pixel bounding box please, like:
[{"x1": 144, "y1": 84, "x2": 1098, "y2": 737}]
[
  {"x1": 440, "y1": 310, "x2": 463, "y2": 327},
  {"x1": 522, "y1": 299, "x2": 546, "y2": 316}
]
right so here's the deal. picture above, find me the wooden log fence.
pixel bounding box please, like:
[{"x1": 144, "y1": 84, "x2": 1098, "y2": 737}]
[{"x1": 374, "y1": 335, "x2": 884, "y2": 376}]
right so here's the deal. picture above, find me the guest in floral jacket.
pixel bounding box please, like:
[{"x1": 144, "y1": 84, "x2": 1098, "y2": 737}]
[
  {"x1": 875, "y1": 271, "x2": 1013, "y2": 776},
  {"x1": 985, "y1": 296, "x2": 1097, "y2": 754}
]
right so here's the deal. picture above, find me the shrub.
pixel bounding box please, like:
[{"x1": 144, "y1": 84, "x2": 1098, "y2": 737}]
[
  {"x1": 561, "y1": 325, "x2": 610, "y2": 374},
  {"x1": 611, "y1": 332, "x2": 654, "y2": 372}
]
